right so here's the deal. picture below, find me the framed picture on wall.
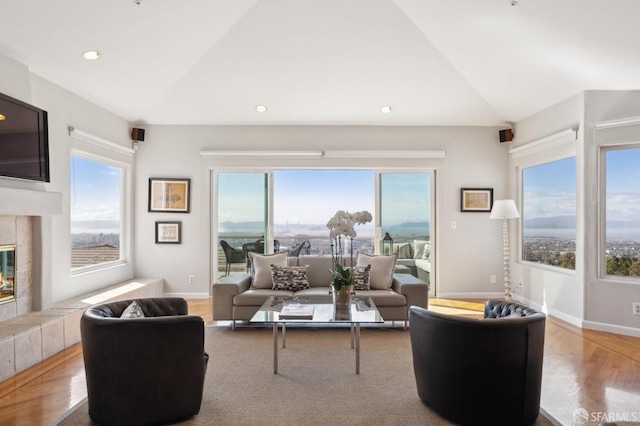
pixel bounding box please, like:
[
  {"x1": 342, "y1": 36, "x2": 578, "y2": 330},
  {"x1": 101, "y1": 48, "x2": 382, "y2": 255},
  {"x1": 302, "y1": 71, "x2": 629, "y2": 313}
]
[
  {"x1": 460, "y1": 188, "x2": 493, "y2": 212},
  {"x1": 155, "y1": 221, "x2": 181, "y2": 244},
  {"x1": 148, "y1": 178, "x2": 191, "y2": 213}
]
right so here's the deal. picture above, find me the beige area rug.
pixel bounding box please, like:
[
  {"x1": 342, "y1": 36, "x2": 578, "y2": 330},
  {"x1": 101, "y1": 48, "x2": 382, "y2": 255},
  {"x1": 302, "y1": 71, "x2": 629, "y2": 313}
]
[{"x1": 58, "y1": 325, "x2": 556, "y2": 426}]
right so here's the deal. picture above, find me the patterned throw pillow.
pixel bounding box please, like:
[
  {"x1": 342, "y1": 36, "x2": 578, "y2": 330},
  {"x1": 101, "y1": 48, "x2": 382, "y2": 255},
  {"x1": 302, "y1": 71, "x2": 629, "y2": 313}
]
[
  {"x1": 352, "y1": 265, "x2": 371, "y2": 291},
  {"x1": 271, "y1": 265, "x2": 310, "y2": 291},
  {"x1": 421, "y1": 242, "x2": 431, "y2": 260},
  {"x1": 120, "y1": 301, "x2": 145, "y2": 318}
]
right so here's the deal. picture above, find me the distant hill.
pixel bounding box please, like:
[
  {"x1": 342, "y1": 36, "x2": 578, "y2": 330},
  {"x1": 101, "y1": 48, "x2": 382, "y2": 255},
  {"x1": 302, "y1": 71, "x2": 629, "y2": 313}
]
[
  {"x1": 524, "y1": 216, "x2": 575, "y2": 229},
  {"x1": 525, "y1": 216, "x2": 640, "y2": 229}
]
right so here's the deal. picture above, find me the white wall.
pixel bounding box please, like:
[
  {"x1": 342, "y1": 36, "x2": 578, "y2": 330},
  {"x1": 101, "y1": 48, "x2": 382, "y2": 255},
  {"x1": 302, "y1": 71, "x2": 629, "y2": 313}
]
[
  {"x1": 0, "y1": 51, "x2": 135, "y2": 305},
  {"x1": 133, "y1": 125, "x2": 510, "y2": 298},
  {"x1": 29, "y1": 75, "x2": 135, "y2": 303}
]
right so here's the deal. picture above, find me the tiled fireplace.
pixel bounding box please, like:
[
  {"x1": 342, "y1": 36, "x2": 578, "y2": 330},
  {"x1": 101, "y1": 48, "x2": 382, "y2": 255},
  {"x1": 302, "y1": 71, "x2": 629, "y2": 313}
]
[
  {"x1": 0, "y1": 244, "x2": 16, "y2": 304},
  {"x1": 0, "y1": 216, "x2": 33, "y2": 322}
]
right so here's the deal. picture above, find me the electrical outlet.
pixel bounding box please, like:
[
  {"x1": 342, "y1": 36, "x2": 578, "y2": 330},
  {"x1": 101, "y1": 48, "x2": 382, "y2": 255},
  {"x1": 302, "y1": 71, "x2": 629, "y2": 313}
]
[
  {"x1": 490, "y1": 275, "x2": 496, "y2": 284},
  {"x1": 633, "y1": 303, "x2": 640, "y2": 316},
  {"x1": 189, "y1": 275, "x2": 195, "y2": 285},
  {"x1": 451, "y1": 221, "x2": 457, "y2": 230}
]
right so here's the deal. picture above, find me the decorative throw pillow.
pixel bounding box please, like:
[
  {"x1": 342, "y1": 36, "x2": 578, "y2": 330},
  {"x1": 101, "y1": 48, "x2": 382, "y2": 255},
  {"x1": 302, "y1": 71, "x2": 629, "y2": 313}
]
[
  {"x1": 352, "y1": 264, "x2": 371, "y2": 291},
  {"x1": 393, "y1": 242, "x2": 412, "y2": 259},
  {"x1": 413, "y1": 240, "x2": 429, "y2": 259},
  {"x1": 249, "y1": 251, "x2": 289, "y2": 289},
  {"x1": 421, "y1": 242, "x2": 431, "y2": 260},
  {"x1": 120, "y1": 301, "x2": 145, "y2": 318},
  {"x1": 271, "y1": 265, "x2": 310, "y2": 291},
  {"x1": 356, "y1": 252, "x2": 398, "y2": 290}
]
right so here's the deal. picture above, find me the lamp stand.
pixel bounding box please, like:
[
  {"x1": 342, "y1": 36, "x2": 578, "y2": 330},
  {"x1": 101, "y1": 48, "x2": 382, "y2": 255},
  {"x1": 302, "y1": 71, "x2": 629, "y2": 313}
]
[{"x1": 502, "y1": 218, "x2": 512, "y2": 301}]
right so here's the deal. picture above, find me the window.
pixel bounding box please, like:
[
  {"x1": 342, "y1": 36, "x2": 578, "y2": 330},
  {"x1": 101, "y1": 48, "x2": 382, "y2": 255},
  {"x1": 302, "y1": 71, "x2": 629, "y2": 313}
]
[
  {"x1": 521, "y1": 157, "x2": 576, "y2": 270},
  {"x1": 70, "y1": 155, "x2": 123, "y2": 269},
  {"x1": 604, "y1": 147, "x2": 640, "y2": 277},
  {"x1": 273, "y1": 170, "x2": 375, "y2": 256}
]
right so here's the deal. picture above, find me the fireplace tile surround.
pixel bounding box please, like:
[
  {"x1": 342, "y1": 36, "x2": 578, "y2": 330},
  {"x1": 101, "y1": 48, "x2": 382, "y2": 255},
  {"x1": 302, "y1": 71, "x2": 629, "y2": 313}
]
[{"x1": 0, "y1": 215, "x2": 33, "y2": 322}]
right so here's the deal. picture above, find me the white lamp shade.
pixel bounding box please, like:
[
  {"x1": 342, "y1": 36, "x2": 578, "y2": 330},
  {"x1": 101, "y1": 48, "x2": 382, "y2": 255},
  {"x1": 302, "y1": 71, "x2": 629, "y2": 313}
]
[{"x1": 490, "y1": 199, "x2": 520, "y2": 219}]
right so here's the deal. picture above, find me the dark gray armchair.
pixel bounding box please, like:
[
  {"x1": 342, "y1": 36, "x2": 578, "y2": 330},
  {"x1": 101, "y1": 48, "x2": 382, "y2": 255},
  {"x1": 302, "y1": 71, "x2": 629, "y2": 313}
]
[
  {"x1": 409, "y1": 300, "x2": 546, "y2": 426},
  {"x1": 80, "y1": 297, "x2": 209, "y2": 426}
]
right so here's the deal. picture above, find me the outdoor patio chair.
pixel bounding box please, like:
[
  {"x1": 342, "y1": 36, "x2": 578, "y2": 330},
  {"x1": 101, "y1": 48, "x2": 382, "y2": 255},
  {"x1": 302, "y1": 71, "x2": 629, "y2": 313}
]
[
  {"x1": 220, "y1": 240, "x2": 246, "y2": 276},
  {"x1": 243, "y1": 241, "x2": 265, "y2": 270},
  {"x1": 290, "y1": 240, "x2": 311, "y2": 257}
]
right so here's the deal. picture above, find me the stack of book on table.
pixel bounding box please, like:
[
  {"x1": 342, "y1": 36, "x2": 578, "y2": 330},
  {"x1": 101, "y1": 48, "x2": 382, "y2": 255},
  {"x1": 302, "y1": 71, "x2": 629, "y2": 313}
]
[{"x1": 279, "y1": 304, "x2": 314, "y2": 319}]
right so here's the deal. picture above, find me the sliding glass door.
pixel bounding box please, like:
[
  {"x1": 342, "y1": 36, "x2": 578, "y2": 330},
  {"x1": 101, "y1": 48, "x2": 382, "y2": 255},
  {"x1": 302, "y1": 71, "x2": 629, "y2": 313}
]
[
  {"x1": 216, "y1": 172, "x2": 269, "y2": 278},
  {"x1": 213, "y1": 169, "x2": 436, "y2": 295},
  {"x1": 379, "y1": 172, "x2": 434, "y2": 296}
]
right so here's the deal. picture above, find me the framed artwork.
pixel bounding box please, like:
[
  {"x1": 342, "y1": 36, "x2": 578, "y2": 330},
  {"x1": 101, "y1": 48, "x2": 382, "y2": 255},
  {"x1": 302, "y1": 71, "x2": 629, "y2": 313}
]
[
  {"x1": 148, "y1": 178, "x2": 191, "y2": 213},
  {"x1": 460, "y1": 188, "x2": 493, "y2": 212},
  {"x1": 155, "y1": 221, "x2": 181, "y2": 244}
]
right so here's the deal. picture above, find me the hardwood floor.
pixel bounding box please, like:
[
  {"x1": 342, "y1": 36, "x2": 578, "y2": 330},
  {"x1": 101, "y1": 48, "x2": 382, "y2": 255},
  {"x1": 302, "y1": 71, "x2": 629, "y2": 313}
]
[{"x1": 0, "y1": 298, "x2": 638, "y2": 425}]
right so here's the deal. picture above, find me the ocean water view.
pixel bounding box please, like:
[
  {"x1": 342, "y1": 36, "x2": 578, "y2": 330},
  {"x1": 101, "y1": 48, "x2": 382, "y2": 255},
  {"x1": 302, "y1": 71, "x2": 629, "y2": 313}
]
[{"x1": 524, "y1": 227, "x2": 640, "y2": 242}]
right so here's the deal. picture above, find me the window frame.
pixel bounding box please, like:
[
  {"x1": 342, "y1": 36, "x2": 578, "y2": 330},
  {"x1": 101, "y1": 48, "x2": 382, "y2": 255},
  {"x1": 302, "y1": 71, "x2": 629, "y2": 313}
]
[
  {"x1": 518, "y1": 156, "x2": 577, "y2": 272},
  {"x1": 599, "y1": 143, "x2": 640, "y2": 282},
  {"x1": 511, "y1": 128, "x2": 578, "y2": 274},
  {"x1": 70, "y1": 149, "x2": 130, "y2": 275}
]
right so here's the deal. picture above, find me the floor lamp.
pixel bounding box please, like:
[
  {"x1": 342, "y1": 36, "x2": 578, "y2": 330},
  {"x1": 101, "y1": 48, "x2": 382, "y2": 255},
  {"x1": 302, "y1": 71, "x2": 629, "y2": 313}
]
[{"x1": 490, "y1": 200, "x2": 520, "y2": 301}]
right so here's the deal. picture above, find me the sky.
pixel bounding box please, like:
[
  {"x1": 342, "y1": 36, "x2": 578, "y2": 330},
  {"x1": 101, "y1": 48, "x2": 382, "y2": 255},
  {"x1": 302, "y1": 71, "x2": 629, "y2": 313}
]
[
  {"x1": 217, "y1": 170, "x2": 431, "y2": 227},
  {"x1": 70, "y1": 156, "x2": 121, "y2": 228},
  {"x1": 522, "y1": 149, "x2": 640, "y2": 224}
]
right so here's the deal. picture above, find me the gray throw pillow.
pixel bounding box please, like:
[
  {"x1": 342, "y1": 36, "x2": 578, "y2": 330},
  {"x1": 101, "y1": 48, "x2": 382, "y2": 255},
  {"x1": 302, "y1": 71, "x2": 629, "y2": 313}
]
[
  {"x1": 249, "y1": 251, "x2": 289, "y2": 289},
  {"x1": 356, "y1": 252, "x2": 398, "y2": 290}
]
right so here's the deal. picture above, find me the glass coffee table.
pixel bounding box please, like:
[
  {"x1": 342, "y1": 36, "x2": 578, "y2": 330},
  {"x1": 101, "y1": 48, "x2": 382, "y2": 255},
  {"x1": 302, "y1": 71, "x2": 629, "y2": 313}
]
[{"x1": 250, "y1": 295, "x2": 384, "y2": 374}]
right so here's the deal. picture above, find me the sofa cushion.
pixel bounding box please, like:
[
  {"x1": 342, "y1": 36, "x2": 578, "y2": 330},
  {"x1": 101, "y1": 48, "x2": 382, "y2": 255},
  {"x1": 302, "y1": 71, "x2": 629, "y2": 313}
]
[
  {"x1": 299, "y1": 256, "x2": 335, "y2": 288},
  {"x1": 295, "y1": 287, "x2": 332, "y2": 297},
  {"x1": 271, "y1": 265, "x2": 310, "y2": 291},
  {"x1": 249, "y1": 251, "x2": 289, "y2": 289},
  {"x1": 356, "y1": 252, "x2": 397, "y2": 290},
  {"x1": 234, "y1": 289, "x2": 295, "y2": 306},
  {"x1": 352, "y1": 265, "x2": 371, "y2": 290}
]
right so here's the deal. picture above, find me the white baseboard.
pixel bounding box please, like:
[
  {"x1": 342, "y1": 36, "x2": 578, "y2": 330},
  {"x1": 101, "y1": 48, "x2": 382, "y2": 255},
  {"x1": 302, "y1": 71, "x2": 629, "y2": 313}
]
[
  {"x1": 163, "y1": 292, "x2": 210, "y2": 299},
  {"x1": 436, "y1": 292, "x2": 504, "y2": 299},
  {"x1": 582, "y1": 320, "x2": 640, "y2": 338}
]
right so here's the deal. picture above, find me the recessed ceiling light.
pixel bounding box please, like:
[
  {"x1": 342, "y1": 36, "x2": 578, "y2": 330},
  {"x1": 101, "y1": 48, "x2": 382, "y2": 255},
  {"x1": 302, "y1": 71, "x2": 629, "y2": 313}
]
[
  {"x1": 256, "y1": 105, "x2": 267, "y2": 113},
  {"x1": 381, "y1": 106, "x2": 392, "y2": 114},
  {"x1": 509, "y1": 1, "x2": 518, "y2": 6},
  {"x1": 0, "y1": 114, "x2": 5, "y2": 121},
  {"x1": 82, "y1": 50, "x2": 101, "y2": 60}
]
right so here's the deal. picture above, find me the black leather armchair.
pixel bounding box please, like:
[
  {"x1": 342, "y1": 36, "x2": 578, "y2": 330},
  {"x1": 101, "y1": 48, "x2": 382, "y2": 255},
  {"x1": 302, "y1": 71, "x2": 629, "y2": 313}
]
[
  {"x1": 409, "y1": 300, "x2": 546, "y2": 426},
  {"x1": 81, "y1": 298, "x2": 209, "y2": 426}
]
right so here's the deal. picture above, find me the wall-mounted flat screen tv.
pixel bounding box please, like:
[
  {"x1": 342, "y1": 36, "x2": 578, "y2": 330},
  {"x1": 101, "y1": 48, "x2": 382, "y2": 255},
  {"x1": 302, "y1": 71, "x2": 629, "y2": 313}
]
[{"x1": 0, "y1": 92, "x2": 50, "y2": 182}]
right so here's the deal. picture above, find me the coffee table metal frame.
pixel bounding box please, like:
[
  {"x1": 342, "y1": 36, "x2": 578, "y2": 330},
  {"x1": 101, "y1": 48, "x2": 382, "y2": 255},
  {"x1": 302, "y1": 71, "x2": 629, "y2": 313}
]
[{"x1": 250, "y1": 295, "x2": 384, "y2": 374}]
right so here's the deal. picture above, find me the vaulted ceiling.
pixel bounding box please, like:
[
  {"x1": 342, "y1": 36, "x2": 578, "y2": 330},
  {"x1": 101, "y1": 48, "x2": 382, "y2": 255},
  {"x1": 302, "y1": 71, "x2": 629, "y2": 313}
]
[{"x1": 1, "y1": 0, "x2": 638, "y2": 126}]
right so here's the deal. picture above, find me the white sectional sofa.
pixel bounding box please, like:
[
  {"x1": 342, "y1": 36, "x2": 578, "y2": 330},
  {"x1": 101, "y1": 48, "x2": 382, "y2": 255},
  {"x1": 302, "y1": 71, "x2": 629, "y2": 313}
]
[
  {"x1": 212, "y1": 254, "x2": 428, "y2": 327},
  {"x1": 393, "y1": 240, "x2": 432, "y2": 287}
]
